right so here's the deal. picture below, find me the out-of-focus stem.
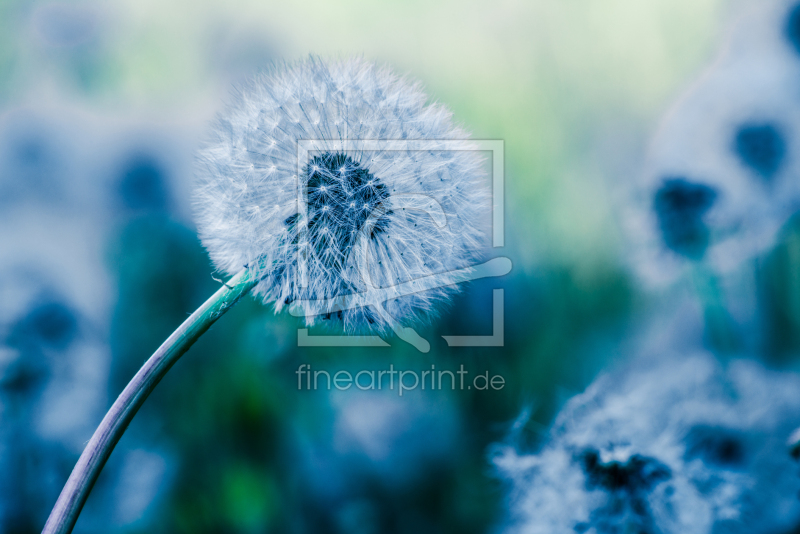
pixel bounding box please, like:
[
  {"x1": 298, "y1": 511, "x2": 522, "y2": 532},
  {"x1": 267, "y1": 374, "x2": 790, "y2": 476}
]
[
  {"x1": 42, "y1": 268, "x2": 256, "y2": 534},
  {"x1": 690, "y1": 264, "x2": 740, "y2": 354}
]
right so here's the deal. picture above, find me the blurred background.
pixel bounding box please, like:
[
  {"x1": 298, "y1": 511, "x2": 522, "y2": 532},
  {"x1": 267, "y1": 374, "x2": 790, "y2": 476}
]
[{"x1": 5, "y1": 0, "x2": 800, "y2": 532}]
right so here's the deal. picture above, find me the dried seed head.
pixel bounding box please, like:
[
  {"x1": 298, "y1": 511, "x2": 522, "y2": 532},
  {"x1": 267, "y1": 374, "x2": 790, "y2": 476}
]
[
  {"x1": 194, "y1": 57, "x2": 490, "y2": 332},
  {"x1": 493, "y1": 353, "x2": 800, "y2": 533}
]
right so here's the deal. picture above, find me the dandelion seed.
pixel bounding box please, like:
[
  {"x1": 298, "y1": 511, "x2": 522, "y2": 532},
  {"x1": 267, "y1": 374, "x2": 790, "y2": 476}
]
[
  {"x1": 195, "y1": 56, "x2": 490, "y2": 332},
  {"x1": 624, "y1": 1, "x2": 800, "y2": 284},
  {"x1": 493, "y1": 353, "x2": 800, "y2": 534}
]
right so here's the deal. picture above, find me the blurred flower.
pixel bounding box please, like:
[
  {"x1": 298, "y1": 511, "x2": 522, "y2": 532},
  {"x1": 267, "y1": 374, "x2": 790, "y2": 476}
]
[
  {"x1": 116, "y1": 152, "x2": 172, "y2": 213},
  {"x1": 194, "y1": 56, "x2": 490, "y2": 332},
  {"x1": 0, "y1": 108, "x2": 178, "y2": 533},
  {"x1": 0, "y1": 211, "x2": 171, "y2": 533},
  {"x1": 493, "y1": 353, "x2": 800, "y2": 534},
  {"x1": 624, "y1": 0, "x2": 800, "y2": 285},
  {"x1": 0, "y1": 107, "x2": 191, "y2": 222}
]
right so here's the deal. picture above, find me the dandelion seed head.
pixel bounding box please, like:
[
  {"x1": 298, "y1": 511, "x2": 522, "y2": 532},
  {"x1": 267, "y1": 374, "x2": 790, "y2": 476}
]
[
  {"x1": 493, "y1": 353, "x2": 800, "y2": 534},
  {"x1": 194, "y1": 57, "x2": 490, "y2": 332},
  {"x1": 624, "y1": 0, "x2": 800, "y2": 285}
]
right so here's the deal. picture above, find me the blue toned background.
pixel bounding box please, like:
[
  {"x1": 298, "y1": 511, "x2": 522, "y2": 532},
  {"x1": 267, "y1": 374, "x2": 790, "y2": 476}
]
[{"x1": 4, "y1": 0, "x2": 800, "y2": 533}]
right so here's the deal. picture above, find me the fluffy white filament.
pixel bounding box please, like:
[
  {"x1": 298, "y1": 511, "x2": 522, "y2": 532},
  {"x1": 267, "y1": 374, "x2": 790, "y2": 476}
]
[
  {"x1": 194, "y1": 57, "x2": 490, "y2": 332},
  {"x1": 624, "y1": 0, "x2": 800, "y2": 285},
  {"x1": 493, "y1": 353, "x2": 800, "y2": 533}
]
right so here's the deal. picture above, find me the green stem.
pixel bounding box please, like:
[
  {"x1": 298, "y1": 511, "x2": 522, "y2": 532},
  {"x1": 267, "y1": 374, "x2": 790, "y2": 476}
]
[
  {"x1": 42, "y1": 268, "x2": 256, "y2": 534},
  {"x1": 690, "y1": 264, "x2": 740, "y2": 354}
]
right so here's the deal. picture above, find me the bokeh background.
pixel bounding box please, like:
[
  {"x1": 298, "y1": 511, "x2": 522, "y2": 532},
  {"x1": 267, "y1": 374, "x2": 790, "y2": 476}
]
[{"x1": 5, "y1": 0, "x2": 800, "y2": 532}]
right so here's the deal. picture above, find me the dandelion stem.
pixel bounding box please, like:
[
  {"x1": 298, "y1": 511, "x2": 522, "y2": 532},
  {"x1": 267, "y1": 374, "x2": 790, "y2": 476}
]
[
  {"x1": 42, "y1": 268, "x2": 256, "y2": 534},
  {"x1": 690, "y1": 264, "x2": 740, "y2": 354}
]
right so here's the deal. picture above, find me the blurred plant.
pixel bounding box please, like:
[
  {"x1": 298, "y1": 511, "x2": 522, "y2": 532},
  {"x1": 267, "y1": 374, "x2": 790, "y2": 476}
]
[
  {"x1": 620, "y1": 0, "x2": 800, "y2": 355},
  {"x1": 194, "y1": 56, "x2": 490, "y2": 335},
  {"x1": 757, "y1": 214, "x2": 800, "y2": 362},
  {"x1": 493, "y1": 353, "x2": 800, "y2": 534},
  {"x1": 0, "y1": 137, "x2": 167, "y2": 533},
  {"x1": 628, "y1": 0, "x2": 800, "y2": 284},
  {"x1": 43, "y1": 56, "x2": 492, "y2": 534}
]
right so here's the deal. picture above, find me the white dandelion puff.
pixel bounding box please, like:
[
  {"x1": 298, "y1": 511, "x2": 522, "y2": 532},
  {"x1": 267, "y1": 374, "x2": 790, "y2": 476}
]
[
  {"x1": 623, "y1": 0, "x2": 800, "y2": 286},
  {"x1": 493, "y1": 353, "x2": 800, "y2": 534},
  {"x1": 194, "y1": 57, "x2": 491, "y2": 333}
]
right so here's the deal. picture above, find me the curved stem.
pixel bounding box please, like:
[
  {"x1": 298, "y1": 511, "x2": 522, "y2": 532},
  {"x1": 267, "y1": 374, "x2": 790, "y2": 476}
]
[{"x1": 42, "y1": 268, "x2": 256, "y2": 534}]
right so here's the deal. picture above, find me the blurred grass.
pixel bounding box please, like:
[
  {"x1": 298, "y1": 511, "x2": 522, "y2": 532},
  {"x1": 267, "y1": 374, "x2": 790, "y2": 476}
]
[{"x1": 759, "y1": 215, "x2": 800, "y2": 363}]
